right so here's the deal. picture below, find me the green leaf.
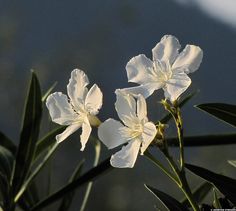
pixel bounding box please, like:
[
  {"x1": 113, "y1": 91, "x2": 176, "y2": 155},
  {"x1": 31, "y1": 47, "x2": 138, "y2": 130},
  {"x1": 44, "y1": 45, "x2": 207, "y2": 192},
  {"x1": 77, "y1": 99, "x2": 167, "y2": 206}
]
[
  {"x1": 182, "y1": 182, "x2": 212, "y2": 207},
  {"x1": 14, "y1": 143, "x2": 59, "y2": 203},
  {"x1": 79, "y1": 138, "x2": 101, "y2": 211},
  {"x1": 196, "y1": 103, "x2": 236, "y2": 128},
  {"x1": 160, "y1": 91, "x2": 198, "y2": 124},
  {"x1": 12, "y1": 71, "x2": 42, "y2": 195},
  {"x1": 34, "y1": 126, "x2": 66, "y2": 160},
  {"x1": 167, "y1": 133, "x2": 236, "y2": 147},
  {"x1": 228, "y1": 160, "x2": 236, "y2": 168},
  {"x1": 0, "y1": 146, "x2": 14, "y2": 209},
  {"x1": 145, "y1": 184, "x2": 189, "y2": 211},
  {"x1": 185, "y1": 163, "x2": 236, "y2": 204},
  {"x1": 0, "y1": 131, "x2": 17, "y2": 155},
  {"x1": 0, "y1": 146, "x2": 14, "y2": 179},
  {"x1": 213, "y1": 188, "x2": 222, "y2": 208},
  {"x1": 30, "y1": 158, "x2": 112, "y2": 211},
  {"x1": 41, "y1": 82, "x2": 57, "y2": 102},
  {"x1": 58, "y1": 160, "x2": 85, "y2": 211}
]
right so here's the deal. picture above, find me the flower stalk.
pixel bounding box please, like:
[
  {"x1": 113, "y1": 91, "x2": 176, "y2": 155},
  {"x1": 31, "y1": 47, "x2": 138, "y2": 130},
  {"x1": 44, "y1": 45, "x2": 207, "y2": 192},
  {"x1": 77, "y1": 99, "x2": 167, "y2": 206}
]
[{"x1": 160, "y1": 99, "x2": 200, "y2": 211}]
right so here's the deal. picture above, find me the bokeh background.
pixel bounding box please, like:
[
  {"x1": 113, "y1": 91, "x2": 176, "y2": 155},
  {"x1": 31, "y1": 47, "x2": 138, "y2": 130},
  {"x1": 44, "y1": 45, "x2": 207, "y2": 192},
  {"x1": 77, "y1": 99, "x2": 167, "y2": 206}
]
[{"x1": 0, "y1": 0, "x2": 236, "y2": 210}]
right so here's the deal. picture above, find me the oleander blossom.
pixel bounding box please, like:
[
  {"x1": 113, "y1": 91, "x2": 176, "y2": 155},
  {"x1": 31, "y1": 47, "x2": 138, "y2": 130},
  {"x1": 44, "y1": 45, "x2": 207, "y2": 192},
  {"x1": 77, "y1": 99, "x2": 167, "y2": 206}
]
[
  {"x1": 98, "y1": 90, "x2": 157, "y2": 168},
  {"x1": 121, "y1": 35, "x2": 203, "y2": 102},
  {"x1": 46, "y1": 69, "x2": 103, "y2": 151}
]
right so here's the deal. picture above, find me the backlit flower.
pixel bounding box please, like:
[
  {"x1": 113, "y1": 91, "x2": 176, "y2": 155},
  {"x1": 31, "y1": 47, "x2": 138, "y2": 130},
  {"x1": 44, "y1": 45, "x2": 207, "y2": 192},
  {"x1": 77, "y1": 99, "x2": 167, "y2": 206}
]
[
  {"x1": 122, "y1": 35, "x2": 203, "y2": 102},
  {"x1": 46, "y1": 69, "x2": 102, "y2": 150},
  {"x1": 98, "y1": 90, "x2": 157, "y2": 168}
]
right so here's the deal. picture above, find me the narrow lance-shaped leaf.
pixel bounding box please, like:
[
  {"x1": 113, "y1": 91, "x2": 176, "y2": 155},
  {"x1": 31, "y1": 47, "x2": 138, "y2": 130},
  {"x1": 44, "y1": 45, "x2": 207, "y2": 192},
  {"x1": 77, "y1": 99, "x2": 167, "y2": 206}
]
[
  {"x1": 30, "y1": 158, "x2": 112, "y2": 211},
  {"x1": 166, "y1": 133, "x2": 236, "y2": 147},
  {"x1": 11, "y1": 71, "x2": 42, "y2": 195},
  {"x1": 213, "y1": 188, "x2": 222, "y2": 209},
  {"x1": 41, "y1": 82, "x2": 57, "y2": 102},
  {"x1": 58, "y1": 160, "x2": 85, "y2": 211},
  {"x1": 228, "y1": 160, "x2": 236, "y2": 168},
  {"x1": 0, "y1": 146, "x2": 14, "y2": 210},
  {"x1": 185, "y1": 163, "x2": 236, "y2": 204},
  {"x1": 14, "y1": 143, "x2": 59, "y2": 203},
  {"x1": 196, "y1": 103, "x2": 236, "y2": 128},
  {"x1": 145, "y1": 184, "x2": 189, "y2": 211},
  {"x1": 34, "y1": 126, "x2": 66, "y2": 160},
  {"x1": 80, "y1": 138, "x2": 101, "y2": 211},
  {"x1": 182, "y1": 182, "x2": 212, "y2": 207},
  {"x1": 0, "y1": 131, "x2": 17, "y2": 155}
]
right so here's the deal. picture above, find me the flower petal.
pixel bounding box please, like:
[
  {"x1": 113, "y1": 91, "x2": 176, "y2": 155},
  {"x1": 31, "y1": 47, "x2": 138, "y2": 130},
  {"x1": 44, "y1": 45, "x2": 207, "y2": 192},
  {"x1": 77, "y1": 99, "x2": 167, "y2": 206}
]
[
  {"x1": 46, "y1": 92, "x2": 78, "y2": 125},
  {"x1": 140, "y1": 122, "x2": 157, "y2": 155},
  {"x1": 126, "y1": 54, "x2": 154, "y2": 84},
  {"x1": 110, "y1": 139, "x2": 141, "y2": 168},
  {"x1": 137, "y1": 94, "x2": 147, "y2": 120},
  {"x1": 173, "y1": 45, "x2": 203, "y2": 74},
  {"x1": 67, "y1": 69, "x2": 89, "y2": 110},
  {"x1": 164, "y1": 72, "x2": 191, "y2": 102},
  {"x1": 120, "y1": 83, "x2": 161, "y2": 99},
  {"x1": 85, "y1": 84, "x2": 103, "y2": 115},
  {"x1": 115, "y1": 90, "x2": 136, "y2": 123},
  {"x1": 56, "y1": 124, "x2": 81, "y2": 143},
  {"x1": 98, "y1": 118, "x2": 127, "y2": 149},
  {"x1": 152, "y1": 35, "x2": 180, "y2": 64},
  {"x1": 80, "y1": 122, "x2": 92, "y2": 151}
]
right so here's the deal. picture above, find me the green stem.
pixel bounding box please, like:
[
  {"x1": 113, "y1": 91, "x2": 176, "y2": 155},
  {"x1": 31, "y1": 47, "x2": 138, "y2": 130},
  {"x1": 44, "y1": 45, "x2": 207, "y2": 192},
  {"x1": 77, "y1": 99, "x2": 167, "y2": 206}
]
[
  {"x1": 164, "y1": 152, "x2": 199, "y2": 211},
  {"x1": 80, "y1": 138, "x2": 101, "y2": 211},
  {"x1": 161, "y1": 100, "x2": 199, "y2": 211},
  {"x1": 175, "y1": 114, "x2": 184, "y2": 170}
]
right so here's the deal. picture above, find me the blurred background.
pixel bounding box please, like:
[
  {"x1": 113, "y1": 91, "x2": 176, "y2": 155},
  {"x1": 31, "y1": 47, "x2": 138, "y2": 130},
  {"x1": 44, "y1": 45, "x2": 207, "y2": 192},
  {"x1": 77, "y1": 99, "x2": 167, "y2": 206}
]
[{"x1": 0, "y1": 0, "x2": 236, "y2": 210}]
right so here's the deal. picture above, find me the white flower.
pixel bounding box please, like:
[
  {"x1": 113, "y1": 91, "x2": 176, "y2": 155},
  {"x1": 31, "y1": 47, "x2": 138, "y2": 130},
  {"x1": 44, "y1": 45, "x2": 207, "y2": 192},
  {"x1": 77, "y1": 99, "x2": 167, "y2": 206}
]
[
  {"x1": 46, "y1": 69, "x2": 103, "y2": 151},
  {"x1": 98, "y1": 90, "x2": 157, "y2": 168},
  {"x1": 121, "y1": 35, "x2": 203, "y2": 102}
]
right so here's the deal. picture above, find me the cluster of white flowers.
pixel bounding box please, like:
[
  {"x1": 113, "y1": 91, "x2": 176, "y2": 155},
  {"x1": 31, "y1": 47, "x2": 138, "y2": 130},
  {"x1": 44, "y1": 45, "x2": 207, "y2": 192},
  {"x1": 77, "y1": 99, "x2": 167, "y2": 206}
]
[{"x1": 46, "y1": 35, "x2": 203, "y2": 168}]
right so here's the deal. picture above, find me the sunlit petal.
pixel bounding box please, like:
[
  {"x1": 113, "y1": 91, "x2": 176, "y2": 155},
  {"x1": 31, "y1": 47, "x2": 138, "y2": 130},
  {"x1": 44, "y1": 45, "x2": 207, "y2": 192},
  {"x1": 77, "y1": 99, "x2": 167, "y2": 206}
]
[
  {"x1": 85, "y1": 84, "x2": 103, "y2": 115},
  {"x1": 115, "y1": 90, "x2": 136, "y2": 123},
  {"x1": 46, "y1": 92, "x2": 78, "y2": 125},
  {"x1": 120, "y1": 83, "x2": 162, "y2": 99},
  {"x1": 152, "y1": 35, "x2": 180, "y2": 64},
  {"x1": 137, "y1": 94, "x2": 147, "y2": 120},
  {"x1": 173, "y1": 45, "x2": 203, "y2": 74},
  {"x1": 67, "y1": 69, "x2": 89, "y2": 110},
  {"x1": 98, "y1": 118, "x2": 127, "y2": 149},
  {"x1": 56, "y1": 124, "x2": 81, "y2": 143},
  {"x1": 126, "y1": 54, "x2": 154, "y2": 84},
  {"x1": 80, "y1": 121, "x2": 92, "y2": 151},
  {"x1": 140, "y1": 122, "x2": 157, "y2": 155},
  {"x1": 110, "y1": 139, "x2": 141, "y2": 168},
  {"x1": 164, "y1": 72, "x2": 191, "y2": 102}
]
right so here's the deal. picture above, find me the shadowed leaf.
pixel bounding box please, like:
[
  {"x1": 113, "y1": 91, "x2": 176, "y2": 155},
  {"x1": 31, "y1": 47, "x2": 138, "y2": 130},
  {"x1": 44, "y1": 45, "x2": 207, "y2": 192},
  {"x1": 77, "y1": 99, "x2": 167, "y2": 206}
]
[
  {"x1": 0, "y1": 131, "x2": 16, "y2": 155},
  {"x1": 186, "y1": 163, "x2": 236, "y2": 204},
  {"x1": 58, "y1": 160, "x2": 85, "y2": 211},
  {"x1": 34, "y1": 126, "x2": 66, "y2": 160},
  {"x1": 41, "y1": 82, "x2": 57, "y2": 102},
  {"x1": 12, "y1": 71, "x2": 42, "y2": 195},
  {"x1": 196, "y1": 103, "x2": 236, "y2": 128},
  {"x1": 145, "y1": 184, "x2": 189, "y2": 211},
  {"x1": 30, "y1": 158, "x2": 112, "y2": 211},
  {"x1": 167, "y1": 133, "x2": 236, "y2": 147},
  {"x1": 182, "y1": 182, "x2": 212, "y2": 207}
]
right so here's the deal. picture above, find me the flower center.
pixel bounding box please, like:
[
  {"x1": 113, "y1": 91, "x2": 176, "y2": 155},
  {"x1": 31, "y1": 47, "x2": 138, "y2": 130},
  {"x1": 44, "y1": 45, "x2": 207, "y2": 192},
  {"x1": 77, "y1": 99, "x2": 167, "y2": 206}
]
[
  {"x1": 120, "y1": 122, "x2": 144, "y2": 140},
  {"x1": 151, "y1": 60, "x2": 172, "y2": 83}
]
